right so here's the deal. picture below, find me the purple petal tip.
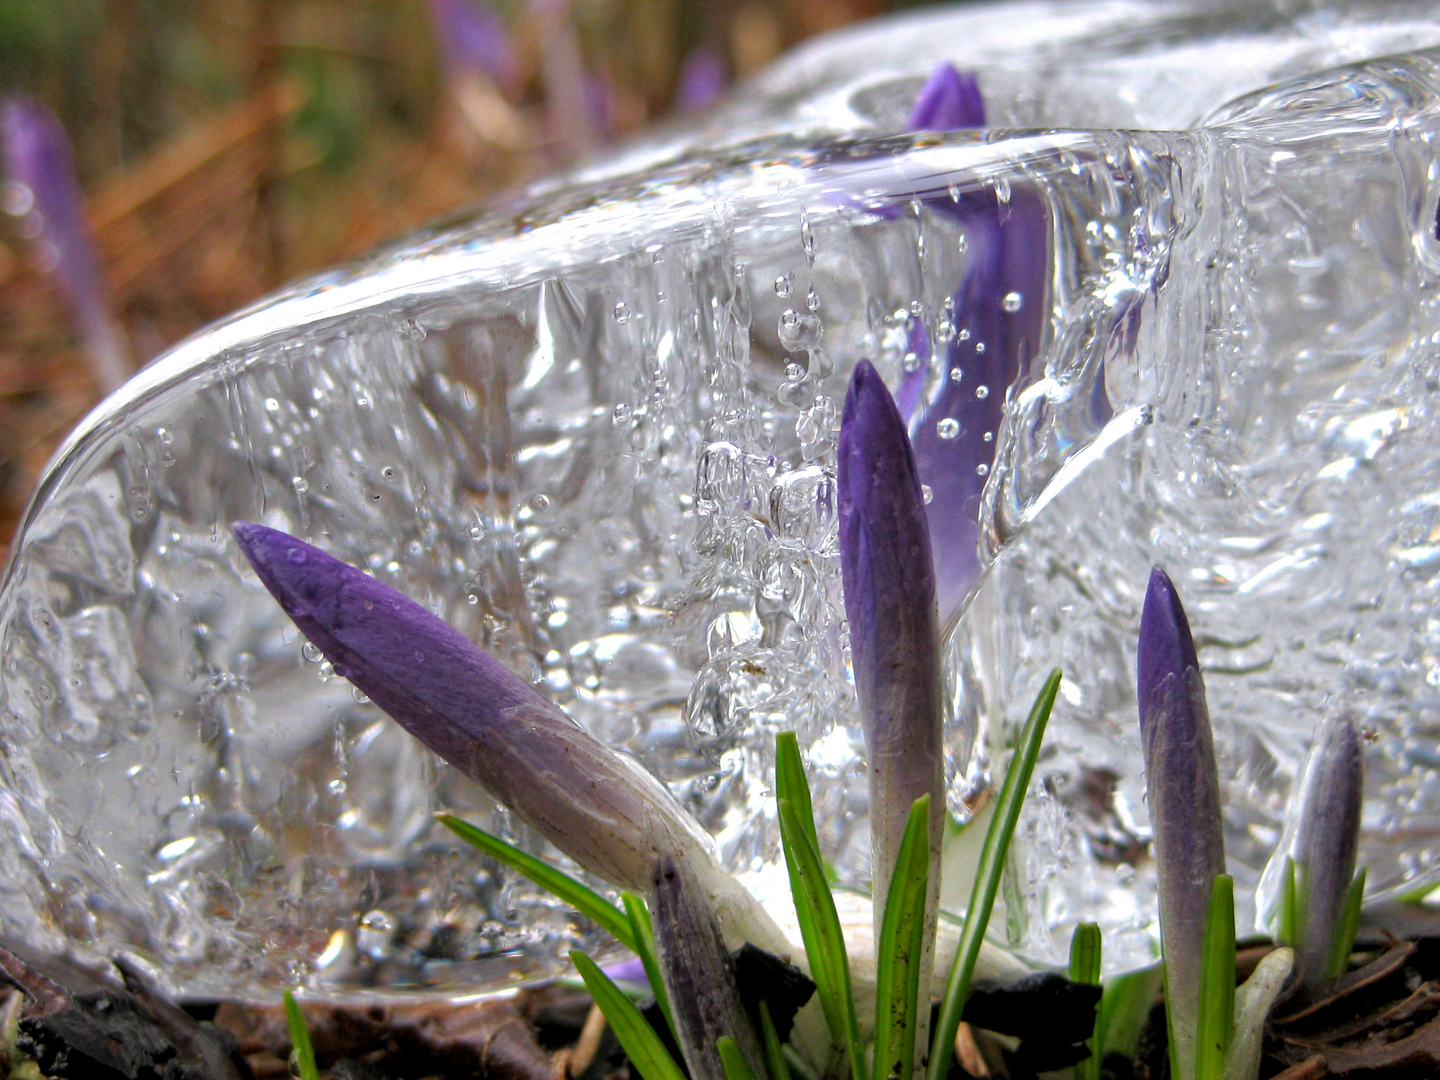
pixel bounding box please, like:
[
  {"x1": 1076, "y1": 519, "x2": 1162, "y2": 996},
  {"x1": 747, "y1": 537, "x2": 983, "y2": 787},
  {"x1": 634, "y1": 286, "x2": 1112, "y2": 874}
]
[
  {"x1": 1137, "y1": 566, "x2": 1198, "y2": 739},
  {"x1": 907, "y1": 62, "x2": 985, "y2": 132}
]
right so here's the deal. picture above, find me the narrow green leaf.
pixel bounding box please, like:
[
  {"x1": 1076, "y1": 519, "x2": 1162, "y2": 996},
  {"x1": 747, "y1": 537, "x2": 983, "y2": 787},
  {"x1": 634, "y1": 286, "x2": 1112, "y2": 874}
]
[
  {"x1": 1069, "y1": 922, "x2": 1101, "y2": 987},
  {"x1": 778, "y1": 796, "x2": 865, "y2": 1080},
  {"x1": 622, "y1": 892, "x2": 674, "y2": 1033},
  {"x1": 928, "y1": 668, "x2": 1061, "y2": 1080},
  {"x1": 775, "y1": 732, "x2": 821, "y2": 861},
  {"x1": 759, "y1": 1000, "x2": 790, "y2": 1080},
  {"x1": 1097, "y1": 962, "x2": 1163, "y2": 1065},
  {"x1": 1069, "y1": 923, "x2": 1102, "y2": 1080},
  {"x1": 572, "y1": 950, "x2": 689, "y2": 1080},
  {"x1": 438, "y1": 813, "x2": 635, "y2": 951},
  {"x1": 1329, "y1": 867, "x2": 1366, "y2": 980},
  {"x1": 283, "y1": 991, "x2": 320, "y2": 1080},
  {"x1": 1277, "y1": 856, "x2": 1298, "y2": 948},
  {"x1": 1194, "y1": 875, "x2": 1236, "y2": 1080},
  {"x1": 719, "y1": 1036, "x2": 761, "y2": 1080},
  {"x1": 873, "y1": 795, "x2": 932, "y2": 1080}
]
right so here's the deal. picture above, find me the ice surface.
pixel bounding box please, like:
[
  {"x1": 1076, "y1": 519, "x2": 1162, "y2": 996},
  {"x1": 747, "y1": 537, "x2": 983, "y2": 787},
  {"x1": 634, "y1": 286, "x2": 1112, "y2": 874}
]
[{"x1": 6, "y1": 0, "x2": 1440, "y2": 997}]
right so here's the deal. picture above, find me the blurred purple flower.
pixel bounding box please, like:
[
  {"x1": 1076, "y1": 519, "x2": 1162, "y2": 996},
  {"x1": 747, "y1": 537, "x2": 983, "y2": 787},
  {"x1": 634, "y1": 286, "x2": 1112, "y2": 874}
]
[
  {"x1": 837, "y1": 359, "x2": 942, "y2": 961},
  {"x1": 1, "y1": 96, "x2": 127, "y2": 394},
  {"x1": 1136, "y1": 567, "x2": 1224, "y2": 1080},
  {"x1": 428, "y1": 0, "x2": 519, "y2": 90},
  {"x1": 675, "y1": 46, "x2": 727, "y2": 113},
  {"x1": 532, "y1": 0, "x2": 601, "y2": 160},
  {"x1": 651, "y1": 855, "x2": 765, "y2": 1080},
  {"x1": 908, "y1": 63, "x2": 984, "y2": 131},
  {"x1": 231, "y1": 522, "x2": 711, "y2": 895}
]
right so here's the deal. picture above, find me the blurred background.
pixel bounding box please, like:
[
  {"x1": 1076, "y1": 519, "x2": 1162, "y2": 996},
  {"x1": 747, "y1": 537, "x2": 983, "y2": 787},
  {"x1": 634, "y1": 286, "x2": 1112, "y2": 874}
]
[{"x1": 0, "y1": 0, "x2": 958, "y2": 556}]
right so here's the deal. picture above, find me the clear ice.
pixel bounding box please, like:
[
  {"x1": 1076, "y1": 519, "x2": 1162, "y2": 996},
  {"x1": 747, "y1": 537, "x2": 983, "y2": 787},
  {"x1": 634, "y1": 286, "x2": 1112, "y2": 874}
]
[{"x1": 4, "y1": 0, "x2": 1440, "y2": 997}]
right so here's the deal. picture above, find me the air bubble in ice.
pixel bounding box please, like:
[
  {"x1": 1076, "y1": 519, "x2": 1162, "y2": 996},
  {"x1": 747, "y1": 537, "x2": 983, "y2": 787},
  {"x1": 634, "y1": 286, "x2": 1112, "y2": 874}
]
[
  {"x1": 302, "y1": 642, "x2": 323, "y2": 663},
  {"x1": 1003, "y1": 292, "x2": 1023, "y2": 312},
  {"x1": 774, "y1": 273, "x2": 794, "y2": 297},
  {"x1": 921, "y1": 484, "x2": 933, "y2": 504},
  {"x1": 778, "y1": 310, "x2": 823, "y2": 352},
  {"x1": 937, "y1": 418, "x2": 961, "y2": 440},
  {"x1": 806, "y1": 288, "x2": 819, "y2": 311},
  {"x1": 974, "y1": 385, "x2": 990, "y2": 399},
  {"x1": 356, "y1": 909, "x2": 395, "y2": 959},
  {"x1": 949, "y1": 368, "x2": 964, "y2": 384},
  {"x1": 613, "y1": 302, "x2": 631, "y2": 323}
]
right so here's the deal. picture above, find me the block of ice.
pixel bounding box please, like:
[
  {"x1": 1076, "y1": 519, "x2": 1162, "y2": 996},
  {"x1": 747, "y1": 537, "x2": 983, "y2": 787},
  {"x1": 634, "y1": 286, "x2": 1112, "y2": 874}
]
[{"x1": 5, "y1": 0, "x2": 1440, "y2": 997}]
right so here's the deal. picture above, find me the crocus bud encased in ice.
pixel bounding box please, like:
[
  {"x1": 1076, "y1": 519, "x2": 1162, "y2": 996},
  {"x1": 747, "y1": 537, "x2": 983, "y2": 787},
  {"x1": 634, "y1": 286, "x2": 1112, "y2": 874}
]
[
  {"x1": 837, "y1": 360, "x2": 943, "y2": 954},
  {"x1": 893, "y1": 68, "x2": 1049, "y2": 623},
  {"x1": 1287, "y1": 713, "x2": 1363, "y2": 993},
  {"x1": 1, "y1": 96, "x2": 127, "y2": 394},
  {"x1": 1136, "y1": 567, "x2": 1225, "y2": 1080},
  {"x1": 907, "y1": 63, "x2": 984, "y2": 131},
  {"x1": 232, "y1": 522, "x2": 710, "y2": 895}
]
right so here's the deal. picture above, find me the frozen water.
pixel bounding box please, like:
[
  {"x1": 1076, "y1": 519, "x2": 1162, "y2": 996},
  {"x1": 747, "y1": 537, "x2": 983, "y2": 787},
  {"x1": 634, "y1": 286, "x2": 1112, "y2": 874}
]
[{"x1": 6, "y1": 0, "x2": 1440, "y2": 997}]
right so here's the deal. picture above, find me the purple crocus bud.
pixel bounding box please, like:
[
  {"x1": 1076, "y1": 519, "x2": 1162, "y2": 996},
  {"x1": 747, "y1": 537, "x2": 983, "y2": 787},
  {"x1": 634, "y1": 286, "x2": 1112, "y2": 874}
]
[
  {"x1": 674, "y1": 46, "x2": 727, "y2": 113},
  {"x1": 895, "y1": 70, "x2": 1048, "y2": 623},
  {"x1": 1136, "y1": 567, "x2": 1225, "y2": 1080},
  {"x1": 428, "y1": 0, "x2": 519, "y2": 89},
  {"x1": 651, "y1": 855, "x2": 765, "y2": 1080},
  {"x1": 907, "y1": 63, "x2": 985, "y2": 132},
  {"x1": 837, "y1": 360, "x2": 942, "y2": 979},
  {"x1": 1287, "y1": 714, "x2": 1364, "y2": 994},
  {"x1": 1, "y1": 96, "x2": 127, "y2": 394},
  {"x1": 906, "y1": 186, "x2": 1047, "y2": 623},
  {"x1": 232, "y1": 522, "x2": 713, "y2": 894}
]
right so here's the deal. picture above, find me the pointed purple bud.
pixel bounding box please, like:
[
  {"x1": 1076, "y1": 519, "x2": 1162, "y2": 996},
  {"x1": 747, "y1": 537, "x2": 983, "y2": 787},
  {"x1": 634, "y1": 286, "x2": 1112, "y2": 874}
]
[
  {"x1": 907, "y1": 63, "x2": 985, "y2": 132},
  {"x1": 1136, "y1": 567, "x2": 1224, "y2": 1080},
  {"x1": 231, "y1": 522, "x2": 712, "y2": 895},
  {"x1": 1289, "y1": 714, "x2": 1364, "y2": 994},
  {"x1": 651, "y1": 855, "x2": 765, "y2": 1080},
  {"x1": 838, "y1": 360, "x2": 942, "y2": 954},
  {"x1": 429, "y1": 0, "x2": 519, "y2": 89},
  {"x1": 1, "y1": 96, "x2": 127, "y2": 394},
  {"x1": 675, "y1": 46, "x2": 728, "y2": 113}
]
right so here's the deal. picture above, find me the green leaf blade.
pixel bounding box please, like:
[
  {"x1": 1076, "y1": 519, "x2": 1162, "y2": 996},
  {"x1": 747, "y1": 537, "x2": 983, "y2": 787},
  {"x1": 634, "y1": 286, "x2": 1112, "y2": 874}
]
[
  {"x1": 1329, "y1": 867, "x2": 1366, "y2": 980},
  {"x1": 719, "y1": 1036, "x2": 761, "y2": 1080},
  {"x1": 283, "y1": 991, "x2": 320, "y2": 1080},
  {"x1": 1194, "y1": 875, "x2": 1236, "y2": 1080},
  {"x1": 872, "y1": 795, "x2": 932, "y2": 1080},
  {"x1": 438, "y1": 813, "x2": 635, "y2": 951},
  {"x1": 572, "y1": 950, "x2": 689, "y2": 1080},
  {"x1": 778, "y1": 796, "x2": 865, "y2": 1080},
  {"x1": 623, "y1": 892, "x2": 675, "y2": 1034},
  {"x1": 928, "y1": 668, "x2": 1061, "y2": 1080},
  {"x1": 759, "y1": 999, "x2": 791, "y2": 1080},
  {"x1": 1069, "y1": 923, "x2": 1102, "y2": 1080}
]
